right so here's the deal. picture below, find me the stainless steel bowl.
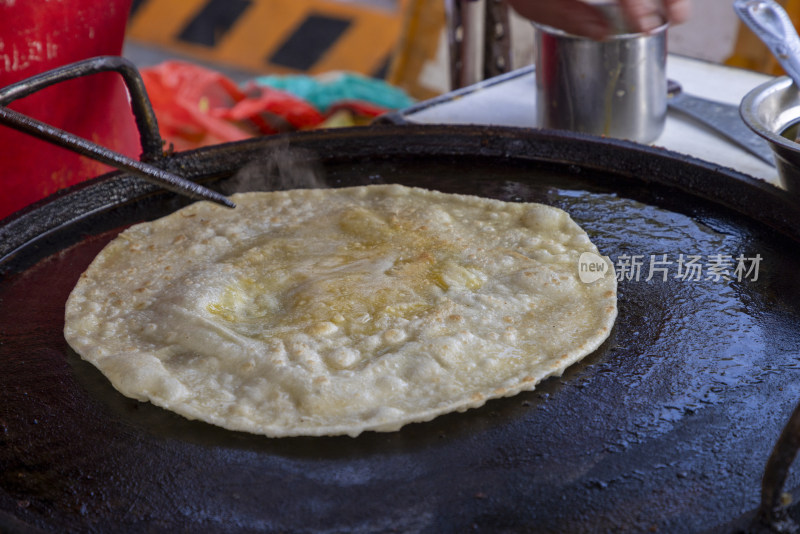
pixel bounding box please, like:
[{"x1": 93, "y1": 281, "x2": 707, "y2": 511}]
[{"x1": 740, "y1": 76, "x2": 800, "y2": 193}]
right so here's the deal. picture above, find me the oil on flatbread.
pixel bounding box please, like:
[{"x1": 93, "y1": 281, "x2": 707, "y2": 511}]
[{"x1": 64, "y1": 184, "x2": 617, "y2": 437}]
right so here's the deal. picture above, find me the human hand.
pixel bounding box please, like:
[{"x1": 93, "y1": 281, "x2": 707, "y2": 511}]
[
  {"x1": 619, "y1": 0, "x2": 690, "y2": 33},
  {"x1": 506, "y1": 0, "x2": 690, "y2": 40}
]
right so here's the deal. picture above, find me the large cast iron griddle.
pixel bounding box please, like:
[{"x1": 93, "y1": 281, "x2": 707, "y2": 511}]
[{"x1": 3, "y1": 124, "x2": 800, "y2": 533}]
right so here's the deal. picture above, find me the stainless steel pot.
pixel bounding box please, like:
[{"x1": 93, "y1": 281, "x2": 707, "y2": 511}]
[{"x1": 533, "y1": 19, "x2": 668, "y2": 143}]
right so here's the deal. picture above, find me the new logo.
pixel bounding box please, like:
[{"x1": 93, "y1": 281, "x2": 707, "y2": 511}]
[{"x1": 578, "y1": 252, "x2": 612, "y2": 284}]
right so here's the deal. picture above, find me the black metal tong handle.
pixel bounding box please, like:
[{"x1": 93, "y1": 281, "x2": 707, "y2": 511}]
[{"x1": 0, "y1": 56, "x2": 234, "y2": 208}]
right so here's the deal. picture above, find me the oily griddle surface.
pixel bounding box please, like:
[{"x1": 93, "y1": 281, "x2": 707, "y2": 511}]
[{"x1": 3, "y1": 126, "x2": 800, "y2": 533}]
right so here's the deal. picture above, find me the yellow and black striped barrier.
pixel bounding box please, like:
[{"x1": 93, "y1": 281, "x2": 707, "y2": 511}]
[{"x1": 127, "y1": 0, "x2": 407, "y2": 77}]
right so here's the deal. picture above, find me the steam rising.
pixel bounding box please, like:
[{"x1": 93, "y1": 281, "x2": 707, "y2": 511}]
[{"x1": 221, "y1": 143, "x2": 327, "y2": 194}]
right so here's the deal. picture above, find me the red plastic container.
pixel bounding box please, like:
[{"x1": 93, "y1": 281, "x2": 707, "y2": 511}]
[{"x1": 0, "y1": 0, "x2": 140, "y2": 219}]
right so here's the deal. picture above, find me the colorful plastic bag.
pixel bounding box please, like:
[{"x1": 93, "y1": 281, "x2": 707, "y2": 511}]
[{"x1": 141, "y1": 62, "x2": 415, "y2": 152}]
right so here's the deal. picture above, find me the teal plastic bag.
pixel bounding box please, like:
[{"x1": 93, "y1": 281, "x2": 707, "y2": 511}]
[{"x1": 251, "y1": 72, "x2": 414, "y2": 113}]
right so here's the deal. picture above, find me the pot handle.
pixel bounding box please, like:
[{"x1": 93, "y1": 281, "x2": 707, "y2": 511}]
[
  {"x1": 751, "y1": 400, "x2": 800, "y2": 532},
  {"x1": 0, "y1": 55, "x2": 164, "y2": 162},
  {"x1": 0, "y1": 56, "x2": 234, "y2": 207}
]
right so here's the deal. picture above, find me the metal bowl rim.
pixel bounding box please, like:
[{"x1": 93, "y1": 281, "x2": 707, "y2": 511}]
[
  {"x1": 740, "y1": 75, "x2": 799, "y2": 152},
  {"x1": 530, "y1": 20, "x2": 668, "y2": 41}
]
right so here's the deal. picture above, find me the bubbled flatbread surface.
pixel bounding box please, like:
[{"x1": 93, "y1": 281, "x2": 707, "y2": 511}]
[{"x1": 65, "y1": 185, "x2": 617, "y2": 437}]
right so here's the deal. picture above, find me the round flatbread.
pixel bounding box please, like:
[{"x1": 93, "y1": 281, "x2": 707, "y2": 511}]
[{"x1": 65, "y1": 184, "x2": 617, "y2": 437}]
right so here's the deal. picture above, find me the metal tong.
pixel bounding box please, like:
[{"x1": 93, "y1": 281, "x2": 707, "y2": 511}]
[
  {"x1": 667, "y1": 79, "x2": 776, "y2": 166},
  {"x1": 0, "y1": 56, "x2": 235, "y2": 208}
]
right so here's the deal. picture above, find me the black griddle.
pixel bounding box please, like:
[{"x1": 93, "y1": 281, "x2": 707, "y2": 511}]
[{"x1": 3, "y1": 124, "x2": 800, "y2": 533}]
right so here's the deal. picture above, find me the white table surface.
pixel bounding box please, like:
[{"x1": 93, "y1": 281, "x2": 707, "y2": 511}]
[{"x1": 401, "y1": 55, "x2": 779, "y2": 186}]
